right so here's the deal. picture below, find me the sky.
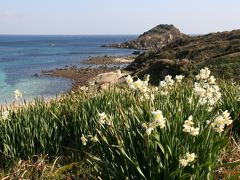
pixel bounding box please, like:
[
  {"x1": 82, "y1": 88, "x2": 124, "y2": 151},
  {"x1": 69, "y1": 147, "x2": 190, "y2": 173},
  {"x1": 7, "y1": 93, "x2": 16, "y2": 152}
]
[{"x1": 0, "y1": 0, "x2": 240, "y2": 35}]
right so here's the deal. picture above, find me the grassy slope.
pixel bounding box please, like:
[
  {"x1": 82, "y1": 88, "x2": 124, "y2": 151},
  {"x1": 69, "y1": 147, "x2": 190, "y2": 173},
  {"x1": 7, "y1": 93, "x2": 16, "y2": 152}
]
[
  {"x1": 194, "y1": 53, "x2": 240, "y2": 81},
  {"x1": 126, "y1": 30, "x2": 240, "y2": 83}
]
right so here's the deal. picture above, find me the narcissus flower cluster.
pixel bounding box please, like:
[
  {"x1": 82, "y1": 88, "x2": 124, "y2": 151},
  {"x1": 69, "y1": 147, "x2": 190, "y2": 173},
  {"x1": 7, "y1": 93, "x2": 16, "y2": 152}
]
[
  {"x1": 125, "y1": 75, "x2": 154, "y2": 101},
  {"x1": 159, "y1": 75, "x2": 184, "y2": 95},
  {"x1": 98, "y1": 112, "x2": 112, "y2": 127},
  {"x1": 210, "y1": 110, "x2": 233, "y2": 133},
  {"x1": 143, "y1": 110, "x2": 166, "y2": 135},
  {"x1": 179, "y1": 152, "x2": 197, "y2": 167},
  {"x1": 182, "y1": 115, "x2": 200, "y2": 136},
  {"x1": 194, "y1": 67, "x2": 221, "y2": 108},
  {"x1": 159, "y1": 75, "x2": 175, "y2": 95},
  {"x1": 81, "y1": 134, "x2": 99, "y2": 146}
]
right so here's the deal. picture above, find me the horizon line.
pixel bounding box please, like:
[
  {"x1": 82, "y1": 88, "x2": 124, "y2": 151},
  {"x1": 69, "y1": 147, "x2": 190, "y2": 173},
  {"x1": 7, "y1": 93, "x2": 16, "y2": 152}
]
[
  {"x1": 0, "y1": 34, "x2": 139, "y2": 36},
  {"x1": 0, "y1": 33, "x2": 204, "y2": 37}
]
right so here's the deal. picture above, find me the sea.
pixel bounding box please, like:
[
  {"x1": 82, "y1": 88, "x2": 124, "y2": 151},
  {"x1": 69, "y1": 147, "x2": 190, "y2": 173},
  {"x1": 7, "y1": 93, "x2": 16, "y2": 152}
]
[{"x1": 0, "y1": 35, "x2": 137, "y2": 104}]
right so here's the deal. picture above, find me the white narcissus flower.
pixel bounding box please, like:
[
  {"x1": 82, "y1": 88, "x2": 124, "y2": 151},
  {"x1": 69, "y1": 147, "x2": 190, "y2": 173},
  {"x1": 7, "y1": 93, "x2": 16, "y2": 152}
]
[
  {"x1": 189, "y1": 127, "x2": 200, "y2": 136},
  {"x1": 206, "y1": 120, "x2": 211, "y2": 125},
  {"x1": 214, "y1": 115, "x2": 225, "y2": 126},
  {"x1": 126, "y1": 76, "x2": 151, "y2": 100},
  {"x1": 214, "y1": 126, "x2": 225, "y2": 133},
  {"x1": 159, "y1": 80, "x2": 167, "y2": 88},
  {"x1": 208, "y1": 75, "x2": 216, "y2": 84},
  {"x1": 165, "y1": 75, "x2": 174, "y2": 86},
  {"x1": 91, "y1": 135, "x2": 99, "y2": 143},
  {"x1": 180, "y1": 152, "x2": 197, "y2": 167},
  {"x1": 155, "y1": 119, "x2": 166, "y2": 129},
  {"x1": 208, "y1": 98, "x2": 215, "y2": 106},
  {"x1": 175, "y1": 75, "x2": 184, "y2": 82},
  {"x1": 198, "y1": 67, "x2": 210, "y2": 80},
  {"x1": 186, "y1": 152, "x2": 197, "y2": 162},
  {"x1": 14, "y1": 89, "x2": 22, "y2": 100},
  {"x1": 154, "y1": 87, "x2": 159, "y2": 92},
  {"x1": 158, "y1": 75, "x2": 175, "y2": 96},
  {"x1": 152, "y1": 110, "x2": 163, "y2": 120},
  {"x1": 211, "y1": 110, "x2": 233, "y2": 133},
  {"x1": 222, "y1": 110, "x2": 232, "y2": 126},
  {"x1": 179, "y1": 159, "x2": 189, "y2": 167},
  {"x1": 182, "y1": 116, "x2": 200, "y2": 136},
  {"x1": 144, "y1": 74, "x2": 150, "y2": 84},
  {"x1": 144, "y1": 110, "x2": 166, "y2": 135},
  {"x1": 207, "y1": 106, "x2": 213, "y2": 112},
  {"x1": 206, "y1": 88, "x2": 214, "y2": 97},
  {"x1": 81, "y1": 134, "x2": 87, "y2": 146},
  {"x1": 146, "y1": 127, "x2": 153, "y2": 135},
  {"x1": 99, "y1": 112, "x2": 107, "y2": 118},
  {"x1": 139, "y1": 96, "x2": 144, "y2": 101},
  {"x1": 184, "y1": 115, "x2": 194, "y2": 126},
  {"x1": 152, "y1": 110, "x2": 166, "y2": 129},
  {"x1": 143, "y1": 93, "x2": 149, "y2": 100},
  {"x1": 182, "y1": 124, "x2": 191, "y2": 133},
  {"x1": 141, "y1": 123, "x2": 148, "y2": 129},
  {"x1": 99, "y1": 112, "x2": 107, "y2": 125},
  {"x1": 150, "y1": 94, "x2": 155, "y2": 101},
  {"x1": 2, "y1": 110, "x2": 9, "y2": 120},
  {"x1": 125, "y1": 75, "x2": 133, "y2": 84},
  {"x1": 133, "y1": 79, "x2": 144, "y2": 90},
  {"x1": 222, "y1": 110, "x2": 230, "y2": 119}
]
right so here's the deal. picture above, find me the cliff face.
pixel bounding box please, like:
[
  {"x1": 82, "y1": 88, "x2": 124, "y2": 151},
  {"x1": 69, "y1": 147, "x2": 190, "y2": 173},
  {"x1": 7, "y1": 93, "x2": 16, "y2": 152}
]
[
  {"x1": 125, "y1": 29, "x2": 240, "y2": 84},
  {"x1": 103, "y1": 24, "x2": 188, "y2": 50}
]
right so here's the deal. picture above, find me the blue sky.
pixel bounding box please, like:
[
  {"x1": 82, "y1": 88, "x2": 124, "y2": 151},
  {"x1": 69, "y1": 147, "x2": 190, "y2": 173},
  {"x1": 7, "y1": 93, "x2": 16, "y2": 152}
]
[{"x1": 0, "y1": 0, "x2": 240, "y2": 35}]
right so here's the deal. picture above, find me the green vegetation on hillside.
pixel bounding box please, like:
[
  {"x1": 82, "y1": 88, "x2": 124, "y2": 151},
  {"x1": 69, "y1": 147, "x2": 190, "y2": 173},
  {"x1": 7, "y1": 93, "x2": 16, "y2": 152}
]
[
  {"x1": 126, "y1": 28, "x2": 240, "y2": 83},
  {"x1": 194, "y1": 53, "x2": 240, "y2": 81}
]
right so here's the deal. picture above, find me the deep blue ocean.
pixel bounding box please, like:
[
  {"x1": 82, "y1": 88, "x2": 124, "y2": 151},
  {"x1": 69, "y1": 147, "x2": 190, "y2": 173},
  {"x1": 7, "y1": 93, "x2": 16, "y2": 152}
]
[{"x1": 0, "y1": 35, "x2": 137, "y2": 104}]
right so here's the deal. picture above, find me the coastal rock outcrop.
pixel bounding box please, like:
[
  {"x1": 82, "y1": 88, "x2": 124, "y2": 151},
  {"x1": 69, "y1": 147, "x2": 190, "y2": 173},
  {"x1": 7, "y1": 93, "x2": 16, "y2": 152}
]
[
  {"x1": 102, "y1": 24, "x2": 188, "y2": 50},
  {"x1": 125, "y1": 28, "x2": 240, "y2": 83}
]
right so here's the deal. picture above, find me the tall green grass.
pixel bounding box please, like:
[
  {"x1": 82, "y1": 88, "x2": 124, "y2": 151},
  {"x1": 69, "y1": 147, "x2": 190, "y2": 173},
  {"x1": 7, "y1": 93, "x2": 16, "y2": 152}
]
[{"x1": 0, "y1": 76, "x2": 239, "y2": 179}]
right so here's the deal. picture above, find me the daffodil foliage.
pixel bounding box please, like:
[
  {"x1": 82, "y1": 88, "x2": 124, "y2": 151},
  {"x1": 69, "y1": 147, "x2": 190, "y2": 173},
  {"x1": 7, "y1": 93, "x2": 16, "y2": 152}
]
[{"x1": 0, "y1": 68, "x2": 239, "y2": 179}]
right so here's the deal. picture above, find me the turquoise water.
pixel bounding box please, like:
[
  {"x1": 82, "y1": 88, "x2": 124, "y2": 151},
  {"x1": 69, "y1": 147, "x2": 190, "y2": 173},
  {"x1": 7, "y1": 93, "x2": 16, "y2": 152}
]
[{"x1": 0, "y1": 35, "x2": 137, "y2": 104}]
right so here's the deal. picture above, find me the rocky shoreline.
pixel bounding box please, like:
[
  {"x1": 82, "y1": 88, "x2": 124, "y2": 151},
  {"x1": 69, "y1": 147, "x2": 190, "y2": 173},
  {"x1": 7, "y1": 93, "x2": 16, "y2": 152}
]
[
  {"x1": 42, "y1": 55, "x2": 134, "y2": 92},
  {"x1": 81, "y1": 55, "x2": 136, "y2": 65},
  {"x1": 43, "y1": 66, "x2": 118, "y2": 91}
]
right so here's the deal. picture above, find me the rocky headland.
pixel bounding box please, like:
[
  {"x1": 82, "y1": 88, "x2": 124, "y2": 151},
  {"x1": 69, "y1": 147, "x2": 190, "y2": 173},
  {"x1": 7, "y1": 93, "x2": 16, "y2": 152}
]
[{"x1": 102, "y1": 24, "x2": 187, "y2": 50}]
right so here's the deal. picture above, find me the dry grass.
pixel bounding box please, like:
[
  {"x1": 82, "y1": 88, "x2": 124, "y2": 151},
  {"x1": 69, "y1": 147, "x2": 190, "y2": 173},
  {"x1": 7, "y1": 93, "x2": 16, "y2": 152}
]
[{"x1": 215, "y1": 137, "x2": 240, "y2": 179}]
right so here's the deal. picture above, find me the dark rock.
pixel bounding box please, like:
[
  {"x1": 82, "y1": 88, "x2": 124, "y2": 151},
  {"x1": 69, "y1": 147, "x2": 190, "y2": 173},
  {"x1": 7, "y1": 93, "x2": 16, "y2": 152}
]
[
  {"x1": 132, "y1": 51, "x2": 141, "y2": 55},
  {"x1": 33, "y1": 73, "x2": 40, "y2": 77}
]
